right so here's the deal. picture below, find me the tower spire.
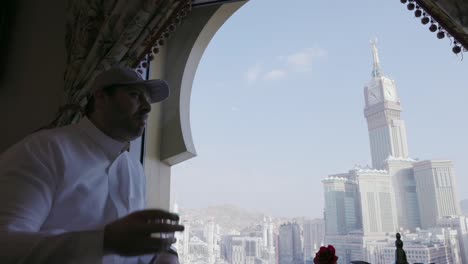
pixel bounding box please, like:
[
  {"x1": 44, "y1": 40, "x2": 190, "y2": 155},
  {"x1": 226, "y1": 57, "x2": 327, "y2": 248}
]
[{"x1": 370, "y1": 39, "x2": 382, "y2": 77}]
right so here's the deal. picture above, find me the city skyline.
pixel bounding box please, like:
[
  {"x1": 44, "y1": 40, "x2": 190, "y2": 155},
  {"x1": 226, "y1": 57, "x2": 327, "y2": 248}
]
[
  {"x1": 175, "y1": 204, "x2": 322, "y2": 264},
  {"x1": 171, "y1": 0, "x2": 468, "y2": 218},
  {"x1": 322, "y1": 42, "x2": 463, "y2": 262}
]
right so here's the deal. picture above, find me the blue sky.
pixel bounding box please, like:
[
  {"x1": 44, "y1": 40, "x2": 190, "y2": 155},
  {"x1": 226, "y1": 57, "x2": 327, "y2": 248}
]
[{"x1": 171, "y1": 0, "x2": 468, "y2": 218}]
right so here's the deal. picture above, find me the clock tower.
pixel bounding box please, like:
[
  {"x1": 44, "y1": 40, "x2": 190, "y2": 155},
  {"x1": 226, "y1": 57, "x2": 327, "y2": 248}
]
[{"x1": 364, "y1": 41, "x2": 409, "y2": 169}]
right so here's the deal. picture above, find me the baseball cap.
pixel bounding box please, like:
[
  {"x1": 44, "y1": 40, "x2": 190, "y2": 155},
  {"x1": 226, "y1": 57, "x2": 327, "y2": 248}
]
[{"x1": 89, "y1": 66, "x2": 170, "y2": 103}]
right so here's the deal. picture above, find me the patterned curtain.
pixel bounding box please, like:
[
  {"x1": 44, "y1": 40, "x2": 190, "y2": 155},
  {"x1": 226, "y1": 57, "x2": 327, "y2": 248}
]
[{"x1": 50, "y1": 0, "x2": 192, "y2": 127}]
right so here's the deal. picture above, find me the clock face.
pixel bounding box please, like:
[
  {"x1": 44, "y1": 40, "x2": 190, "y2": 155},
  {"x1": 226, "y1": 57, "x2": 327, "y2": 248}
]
[
  {"x1": 367, "y1": 83, "x2": 381, "y2": 105},
  {"x1": 384, "y1": 87, "x2": 395, "y2": 101},
  {"x1": 383, "y1": 79, "x2": 398, "y2": 101}
]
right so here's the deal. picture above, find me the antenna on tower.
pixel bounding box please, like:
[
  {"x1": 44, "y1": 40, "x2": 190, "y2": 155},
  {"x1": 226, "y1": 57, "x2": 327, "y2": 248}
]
[{"x1": 370, "y1": 38, "x2": 382, "y2": 77}]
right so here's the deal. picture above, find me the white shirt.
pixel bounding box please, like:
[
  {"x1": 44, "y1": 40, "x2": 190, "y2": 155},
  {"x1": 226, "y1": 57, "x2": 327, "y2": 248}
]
[{"x1": 0, "y1": 118, "x2": 151, "y2": 264}]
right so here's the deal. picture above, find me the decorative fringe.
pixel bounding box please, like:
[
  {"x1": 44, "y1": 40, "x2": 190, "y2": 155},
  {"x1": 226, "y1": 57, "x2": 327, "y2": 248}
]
[
  {"x1": 400, "y1": 0, "x2": 466, "y2": 57},
  {"x1": 136, "y1": 0, "x2": 193, "y2": 72}
]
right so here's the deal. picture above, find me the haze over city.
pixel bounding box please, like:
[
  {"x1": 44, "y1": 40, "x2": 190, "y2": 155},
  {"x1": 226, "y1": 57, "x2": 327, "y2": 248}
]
[{"x1": 171, "y1": 0, "x2": 468, "y2": 218}]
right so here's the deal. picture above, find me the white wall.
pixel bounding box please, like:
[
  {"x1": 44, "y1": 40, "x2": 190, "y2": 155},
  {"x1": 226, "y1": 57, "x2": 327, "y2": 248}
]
[{"x1": 144, "y1": 1, "x2": 247, "y2": 210}]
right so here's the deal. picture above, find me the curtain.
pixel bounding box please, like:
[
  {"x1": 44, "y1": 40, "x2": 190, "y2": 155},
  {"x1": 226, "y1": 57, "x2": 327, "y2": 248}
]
[{"x1": 49, "y1": 0, "x2": 192, "y2": 127}]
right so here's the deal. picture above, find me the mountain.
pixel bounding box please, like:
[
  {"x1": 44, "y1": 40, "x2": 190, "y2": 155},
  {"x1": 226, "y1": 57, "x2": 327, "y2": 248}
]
[{"x1": 179, "y1": 204, "x2": 270, "y2": 232}]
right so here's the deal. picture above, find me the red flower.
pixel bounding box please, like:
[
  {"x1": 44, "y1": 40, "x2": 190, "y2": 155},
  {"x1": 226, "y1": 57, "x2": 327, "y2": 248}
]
[{"x1": 314, "y1": 245, "x2": 338, "y2": 264}]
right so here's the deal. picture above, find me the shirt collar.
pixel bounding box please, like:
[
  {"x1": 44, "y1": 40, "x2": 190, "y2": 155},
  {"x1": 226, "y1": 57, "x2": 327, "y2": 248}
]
[{"x1": 78, "y1": 117, "x2": 130, "y2": 160}]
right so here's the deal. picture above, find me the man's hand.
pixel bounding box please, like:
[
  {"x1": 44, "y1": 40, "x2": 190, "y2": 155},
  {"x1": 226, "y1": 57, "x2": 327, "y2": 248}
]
[{"x1": 103, "y1": 209, "x2": 184, "y2": 256}]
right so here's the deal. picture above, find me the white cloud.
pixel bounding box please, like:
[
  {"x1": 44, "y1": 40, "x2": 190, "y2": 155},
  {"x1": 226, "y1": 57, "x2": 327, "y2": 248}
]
[
  {"x1": 286, "y1": 47, "x2": 327, "y2": 72},
  {"x1": 263, "y1": 69, "x2": 287, "y2": 81},
  {"x1": 244, "y1": 46, "x2": 326, "y2": 84},
  {"x1": 231, "y1": 106, "x2": 240, "y2": 112},
  {"x1": 245, "y1": 62, "x2": 263, "y2": 85}
]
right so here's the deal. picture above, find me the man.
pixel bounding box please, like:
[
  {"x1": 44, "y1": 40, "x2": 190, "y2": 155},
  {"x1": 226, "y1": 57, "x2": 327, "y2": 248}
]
[{"x1": 0, "y1": 66, "x2": 184, "y2": 264}]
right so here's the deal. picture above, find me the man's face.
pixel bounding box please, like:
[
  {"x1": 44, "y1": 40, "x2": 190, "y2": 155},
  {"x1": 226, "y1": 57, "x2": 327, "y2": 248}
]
[{"x1": 99, "y1": 85, "x2": 152, "y2": 142}]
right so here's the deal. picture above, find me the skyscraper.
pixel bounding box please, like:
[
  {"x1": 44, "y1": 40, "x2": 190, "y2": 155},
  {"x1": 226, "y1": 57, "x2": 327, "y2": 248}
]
[
  {"x1": 303, "y1": 219, "x2": 325, "y2": 262},
  {"x1": 363, "y1": 41, "x2": 420, "y2": 231},
  {"x1": 355, "y1": 168, "x2": 398, "y2": 235},
  {"x1": 205, "y1": 220, "x2": 216, "y2": 264},
  {"x1": 362, "y1": 41, "x2": 460, "y2": 234},
  {"x1": 322, "y1": 175, "x2": 361, "y2": 235},
  {"x1": 364, "y1": 40, "x2": 409, "y2": 170},
  {"x1": 414, "y1": 160, "x2": 461, "y2": 228},
  {"x1": 278, "y1": 223, "x2": 303, "y2": 264},
  {"x1": 221, "y1": 235, "x2": 264, "y2": 264},
  {"x1": 385, "y1": 158, "x2": 421, "y2": 230},
  {"x1": 262, "y1": 216, "x2": 276, "y2": 263},
  {"x1": 181, "y1": 221, "x2": 191, "y2": 263}
]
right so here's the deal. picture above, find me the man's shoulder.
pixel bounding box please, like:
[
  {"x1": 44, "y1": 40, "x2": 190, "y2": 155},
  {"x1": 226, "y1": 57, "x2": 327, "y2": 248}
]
[
  {"x1": 28, "y1": 123, "x2": 81, "y2": 145},
  {"x1": 2, "y1": 123, "x2": 82, "y2": 157}
]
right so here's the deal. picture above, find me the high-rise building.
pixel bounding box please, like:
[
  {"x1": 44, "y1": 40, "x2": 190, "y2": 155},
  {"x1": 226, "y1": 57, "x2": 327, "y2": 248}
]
[
  {"x1": 221, "y1": 235, "x2": 245, "y2": 264},
  {"x1": 362, "y1": 41, "x2": 423, "y2": 232},
  {"x1": 205, "y1": 220, "x2": 216, "y2": 264},
  {"x1": 221, "y1": 235, "x2": 265, "y2": 264},
  {"x1": 437, "y1": 227, "x2": 464, "y2": 264},
  {"x1": 302, "y1": 219, "x2": 325, "y2": 262},
  {"x1": 322, "y1": 174, "x2": 361, "y2": 235},
  {"x1": 262, "y1": 217, "x2": 268, "y2": 249},
  {"x1": 364, "y1": 40, "x2": 409, "y2": 170},
  {"x1": 181, "y1": 221, "x2": 191, "y2": 263},
  {"x1": 244, "y1": 237, "x2": 263, "y2": 264},
  {"x1": 278, "y1": 223, "x2": 303, "y2": 264},
  {"x1": 414, "y1": 160, "x2": 460, "y2": 228},
  {"x1": 325, "y1": 231, "x2": 364, "y2": 264},
  {"x1": 232, "y1": 243, "x2": 245, "y2": 264},
  {"x1": 262, "y1": 217, "x2": 275, "y2": 249},
  {"x1": 361, "y1": 42, "x2": 460, "y2": 234},
  {"x1": 189, "y1": 236, "x2": 209, "y2": 262},
  {"x1": 262, "y1": 217, "x2": 276, "y2": 263},
  {"x1": 354, "y1": 168, "x2": 398, "y2": 235},
  {"x1": 385, "y1": 158, "x2": 421, "y2": 231}
]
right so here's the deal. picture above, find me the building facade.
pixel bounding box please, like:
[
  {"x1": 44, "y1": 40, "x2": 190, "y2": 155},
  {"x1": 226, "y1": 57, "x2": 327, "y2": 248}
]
[
  {"x1": 385, "y1": 158, "x2": 421, "y2": 231},
  {"x1": 322, "y1": 175, "x2": 361, "y2": 236},
  {"x1": 278, "y1": 223, "x2": 303, "y2": 264},
  {"x1": 302, "y1": 219, "x2": 325, "y2": 262},
  {"x1": 355, "y1": 168, "x2": 398, "y2": 235},
  {"x1": 325, "y1": 232, "x2": 364, "y2": 264},
  {"x1": 437, "y1": 215, "x2": 468, "y2": 263},
  {"x1": 414, "y1": 160, "x2": 460, "y2": 228}
]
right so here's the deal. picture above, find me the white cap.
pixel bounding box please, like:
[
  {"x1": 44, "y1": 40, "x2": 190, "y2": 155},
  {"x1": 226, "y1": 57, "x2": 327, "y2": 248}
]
[{"x1": 89, "y1": 66, "x2": 170, "y2": 103}]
